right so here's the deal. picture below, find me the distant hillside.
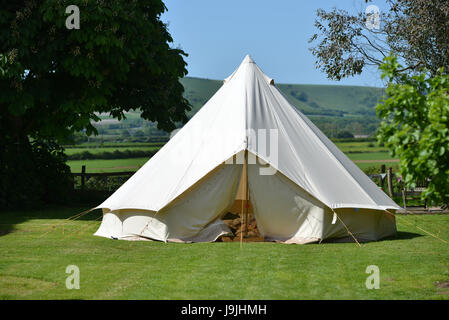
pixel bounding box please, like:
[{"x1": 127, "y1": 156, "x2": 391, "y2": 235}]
[
  {"x1": 81, "y1": 77, "x2": 384, "y2": 144},
  {"x1": 180, "y1": 77, "x2": 384, "y2": 118}
]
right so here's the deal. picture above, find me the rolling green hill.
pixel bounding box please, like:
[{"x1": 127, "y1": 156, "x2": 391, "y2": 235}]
[
  {"x1": 180, "y1": 77, "x2": 384, "y2": 118},
  {"x1": 77, "y1": 77, "x2": 385, "y2": 145}
]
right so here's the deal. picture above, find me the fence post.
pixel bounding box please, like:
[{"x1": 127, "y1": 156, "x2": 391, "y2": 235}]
[
  {"x1": 81, "y1": 165, "x2": 86, "y2": 190},
  {"x1": 380, "y1": 164, "x2": 386, "y2": 190},
  {"x1": 387, "y1": 167, "x2": 393, "y2": 198},
  {"x1": 402, "y1": 189, "x2": 407, "y2": 209}
]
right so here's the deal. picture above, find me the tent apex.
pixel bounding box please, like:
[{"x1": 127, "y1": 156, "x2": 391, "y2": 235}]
[{"x1": 243, "y1": 54, "x2": 255, "y2": 64}]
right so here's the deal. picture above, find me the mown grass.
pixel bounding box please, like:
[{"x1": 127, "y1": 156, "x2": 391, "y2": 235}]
[
  {"x1": 355, "y1": 162, "x2": 400, "y2": 170},
  {"x1": 68, "y1": 157, "x2": 395, "y2": 173},
  {"x1": 347, "y1": 152, "x2": 395, "y2": 161},
  {"x1": 68, "y1": 158, "x2": 148, "y2": 173},
  {"x1": 65, "y1": 141, "x2": 165, "y2": 148},
  {"x1": 67, "y1": 157, "x2": 397, "y2": 173},
  {"x1": 64, "y1": 146, "x2": 161, "y2": 156},
  {"x1": 335, "y1": 141, "x2": 386, "y2": 152},
  {"x1": 66, "y1": 141, "x2": 398, "y2": 173},
  {"x1": 0, "y1": 207, "x2": 448, "y2": 299}
]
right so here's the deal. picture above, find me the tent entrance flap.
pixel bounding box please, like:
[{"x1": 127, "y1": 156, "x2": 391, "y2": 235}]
[
  {"x1": 221, "y1": 150, "x2": 262, "y2": 241},
  {"x1": 228, "y1": 155, "x2": 253, "y2": 215}
]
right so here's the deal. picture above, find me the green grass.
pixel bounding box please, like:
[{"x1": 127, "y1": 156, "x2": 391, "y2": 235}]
[
  {"x1": 65, "y1": 141, "x2": 399, "y2": 173},
  {"x1": 335, "y1": 141, "x2": 388, "y2": 153},
  {"x1": 347, "y1": 152, "x2": 395, "y2": 161},
  {"x1": 67, "y1": 156, "x2": 397, "y2": 173},
  {"x1": 68, "y1": 158, "x2": 148, "y2": 173},
  {"x1": 0, "y1": 206, "x2": 448, "y2": 299},
  {"x1": 64, "y1": 146, "x2": 161, "y2": 156},
  {"x1": 65, "y1": 142, "x2": 165, "y2": 148},
  {"x1": 355, "y1": 162, "x2": 400, "y2": 170}
]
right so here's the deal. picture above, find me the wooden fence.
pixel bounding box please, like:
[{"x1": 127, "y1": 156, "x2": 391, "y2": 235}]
[
  {"x1": 72, "y1": 165, "x2": 135, "y2": 190},
  {"x1": 368, "y1": 164, "x2": 429, "y2": 209},
  {"x1": 73, "y1": 164, "x2": 429, "y2": 208}
]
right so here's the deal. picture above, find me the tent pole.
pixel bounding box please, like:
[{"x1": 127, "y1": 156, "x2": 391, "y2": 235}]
[
  {"x1": 244, "y1": 149, "x2": 249, "y2": 239},
  {"x1": 332, "y1": 209, "x2": 361, "y2": 247},
  {"x1": 240, "y1": 197, "x2": 243, "y2": 248},
  {"x1": 240, "y1": 149, "x2": 249, "y2": 247}
]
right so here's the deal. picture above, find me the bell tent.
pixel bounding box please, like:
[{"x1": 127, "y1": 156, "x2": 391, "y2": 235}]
[{"x1": 94, "y1": 55, "x2": 400, "y2": 244}]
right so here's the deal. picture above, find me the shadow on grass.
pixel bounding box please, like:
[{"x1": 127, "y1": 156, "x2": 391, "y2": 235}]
[
  {"x1": 392, "y1": 231, "x2": 423, "y2": 240},
  {"x1": 319, "y1": 230, "x2": 423, "y2": 245},
  {"x1": 0, "y1": 191, "x2": 425, "y2": 243},
  {"x1": 0, "y1": 202, "x2": 103, "y2": 237},
  {"x1": 0, "y1": 189, "x2": 112, "y2": 236}
]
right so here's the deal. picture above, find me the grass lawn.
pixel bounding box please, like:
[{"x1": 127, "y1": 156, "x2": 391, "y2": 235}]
[
  {"x1": 0, "y1": 206, "x2": 448, "y2": 299},
  {"x1": 347, "y1": 152, "x2": 395, "y2": 161},
  {"x1": 64, "y1": 146, "x2": 161, "y2": 156},
  {"x1": 68, "y1": 158, "x2": 148, "y2": 173},
  {"x1": 354, "y1": 162, "x2": 400, "y2": 171},
  {"x1": 65, "y1": 141, "x2": 399, "y2": 174},
  {"x1": 67, "y1": 156, "x2": 397, "y2": 173},
  {"x1": 66, "y1": 142, "x2": 165, "y2": 148},
  {"x1": 335, "y1": 141, "x2": 388, "y2": 153}
]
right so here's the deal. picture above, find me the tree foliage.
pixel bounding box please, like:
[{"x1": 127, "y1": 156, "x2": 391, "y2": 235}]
[
  {"x1": 1, "y1": 0, "x2": 190, "y2": 139},
  {"x1": 309, "y1": 0, "x2": 449, "y2": 80},
  {"x1": 0, "y1": 139, "x2": 73, "y2": 208},
  {"x1": 0, "y1": 0, "x2": 190, "y2": 208},
  {"x1": 376, "y1": 56, "x2": 449, "y2": 205},
  {"x1": 336, "y1": 131, "x2": 355, "y2": 139}
]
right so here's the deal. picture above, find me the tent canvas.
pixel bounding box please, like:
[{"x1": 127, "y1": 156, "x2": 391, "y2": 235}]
[{"x1": 94, "y1": 55, "x2": 400, "y2": 244}]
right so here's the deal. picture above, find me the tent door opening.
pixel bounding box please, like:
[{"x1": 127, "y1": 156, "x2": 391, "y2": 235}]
[{"x1": 221, "y1": 152, "x2": 263, "y2": 242}]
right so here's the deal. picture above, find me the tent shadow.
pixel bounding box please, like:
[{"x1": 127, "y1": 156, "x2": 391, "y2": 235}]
[
  {"x1": 0, "y1": 204, "x2": 102, "y2": 237},
  {"x1": 319, "y1": 231, "x2": 423, "y2": 245},
  {"x1": 384, "y1": 231, "x2": 423, "y2": 241}
]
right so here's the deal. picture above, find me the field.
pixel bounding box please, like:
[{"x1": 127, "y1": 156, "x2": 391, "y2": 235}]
[
  {"x1": 181, "y1": 77, "x2": 384, "y2": 116},
  {"x1": 82, "y1": 77, "x2": 385, "y2": 145},
  {"x1": 0, "y1": 206, "x2": 448, "y2": 299},
  {"x1": 67, "y1": 155, "x2": 397, "y2": 172},
  {"x1": 66, "y1": 141, "x2": 399, "y2": 173},
  {"x1": 68, "y1": 158, "x2": 148, "y2": 173},
  {"x1": 65, "y1": 147, "x2": 161, "y2": 156}
]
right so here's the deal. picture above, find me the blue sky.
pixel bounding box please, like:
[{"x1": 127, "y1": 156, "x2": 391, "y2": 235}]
[{"x1": 161, "y1": 0, "x2": 389, "y2": 87}]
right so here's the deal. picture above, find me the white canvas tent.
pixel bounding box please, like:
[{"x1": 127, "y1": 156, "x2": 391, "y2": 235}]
[{"x1": 94, "y1": 55, "x2": 400, "y2": 244}]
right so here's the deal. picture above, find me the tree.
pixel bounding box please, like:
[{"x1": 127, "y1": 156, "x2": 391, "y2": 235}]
[
  {"x1": 376, "y1": 56, "x2": 449, "y2": 205},
  {"x1": 351, "y1": 122, "x2": 365, "y2": 136},
  {"x1": 297, "y1": 92, "x2": 308, "y2": 102},
  {"x1": 309, "y1": 0, "x2": 449, "y2": 80},
  {"x1": 121, "y1": 130, "x2": 131, "y2": 139},
  {"x1": 336, "y1": 131, "x2": 354, "y2": 139},
  {"x1": 0, "y1": 1, "x2": 190, "y2": 207},
  {"x1": 69, "y1": 131, "x2": 88, "y2": 144},
  {"x1": 133, "y1": 130, "x2": 145, "y2": 137}
]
